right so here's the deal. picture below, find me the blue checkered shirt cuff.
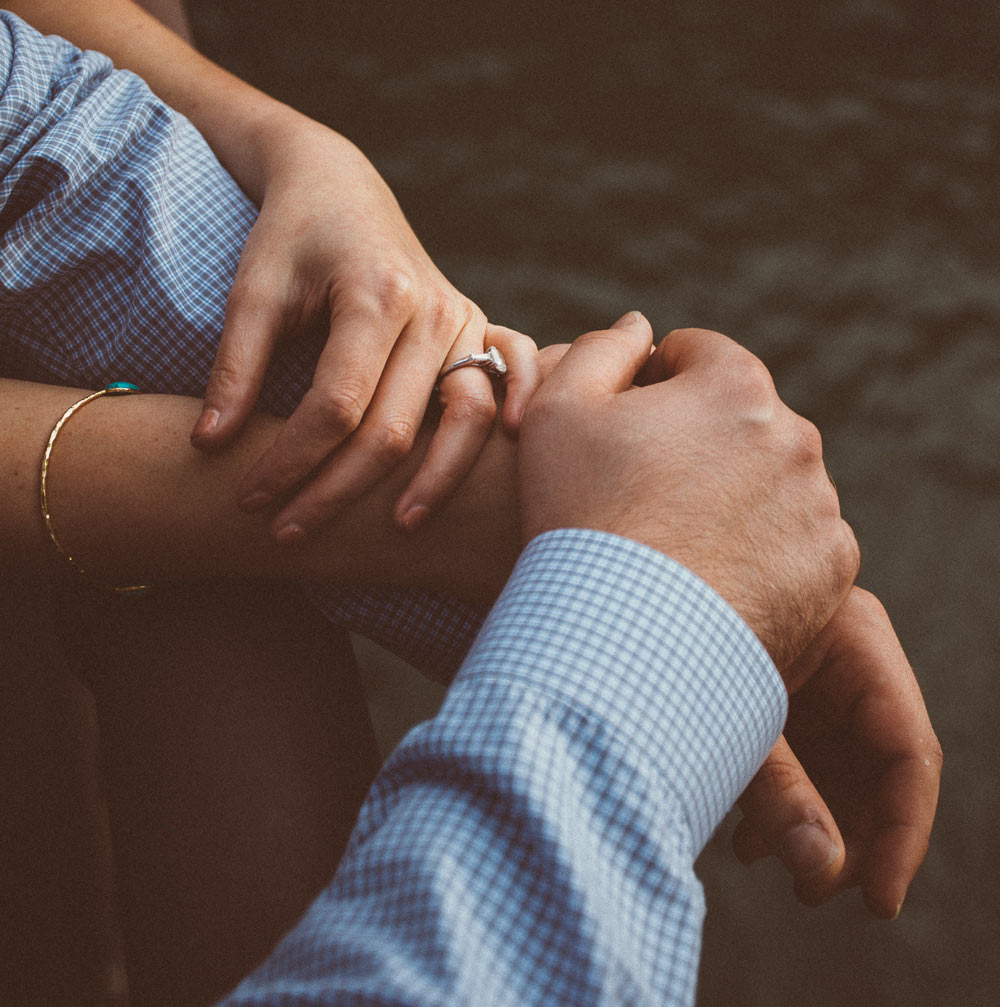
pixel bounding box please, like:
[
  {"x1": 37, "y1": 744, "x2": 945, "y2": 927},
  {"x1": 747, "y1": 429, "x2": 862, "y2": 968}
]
[
  {"x1": 455, "y1": 528, "x2": 787, "y2": 850},
  {"x1": 220, "y1": 529, "x2": 785, "y2": 1006}
]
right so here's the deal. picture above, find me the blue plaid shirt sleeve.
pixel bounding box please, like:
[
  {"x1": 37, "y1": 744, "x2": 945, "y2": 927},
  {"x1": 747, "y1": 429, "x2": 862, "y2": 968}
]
[
  {"x1": 0, "y1": 10, "x2": 482, "y2": 678},
  {"x1": 217, "y1": 529, "x2": 787, "y2": 1007}
]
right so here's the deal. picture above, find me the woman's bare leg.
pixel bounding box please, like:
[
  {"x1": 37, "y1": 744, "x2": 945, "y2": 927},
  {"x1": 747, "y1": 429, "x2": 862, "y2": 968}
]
[{"x1": 54, "y1": 580, "x2": 380, "y2": 1007}]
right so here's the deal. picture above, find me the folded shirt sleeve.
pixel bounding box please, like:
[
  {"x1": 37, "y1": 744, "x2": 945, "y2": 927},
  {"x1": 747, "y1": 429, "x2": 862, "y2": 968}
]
[{"x1": 219, "y1": 528, "x2": 787, "y2": 1007}]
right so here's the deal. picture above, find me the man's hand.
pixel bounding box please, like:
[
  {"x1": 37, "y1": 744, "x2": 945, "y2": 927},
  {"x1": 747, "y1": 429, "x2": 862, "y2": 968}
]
[
  {"x1": 518, "y1": 314, "x2": 860, "y2": 670},
  {"x1": 733, "y1": 588, "x2": 942, "y2": 918}
]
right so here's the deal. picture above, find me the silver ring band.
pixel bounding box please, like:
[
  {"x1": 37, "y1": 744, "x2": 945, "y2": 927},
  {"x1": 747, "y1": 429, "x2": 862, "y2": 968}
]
[{"x1": 438, "y1": 345, "x2": 508, "y2": 381}]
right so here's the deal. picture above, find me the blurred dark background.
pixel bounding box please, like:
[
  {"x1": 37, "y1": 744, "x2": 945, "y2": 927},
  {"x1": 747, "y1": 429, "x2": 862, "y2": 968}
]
[{"x1": 187, "y1": 1, "x2": 999, "y2": 1003}]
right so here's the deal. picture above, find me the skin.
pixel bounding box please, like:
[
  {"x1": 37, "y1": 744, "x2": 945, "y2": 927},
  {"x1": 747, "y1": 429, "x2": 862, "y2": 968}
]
[
  {"x1": 7, "y1": 0, "x2": 518, "y2": 533},
  {"x1": 1, "y1": 368, "x2": 525, "y2": 1002},
  {"x1": 520, "y1": 316, "x2": 860, "y2": 667},
  {"x1": 1, "y1": 378, "x2": 520, "y2": 606},
  {"x1": 8, "y1": 17, "x2": 381, "y2": 991}
]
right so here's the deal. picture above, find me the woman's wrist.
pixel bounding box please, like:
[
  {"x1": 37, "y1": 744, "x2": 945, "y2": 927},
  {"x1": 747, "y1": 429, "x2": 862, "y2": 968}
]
[
  {"x1": 167, "y1": 64, "x2": 302, "y2": 206},
  {"x1": 244, "y1": 111, "x2": 366, "y2": 200},
  {"x1": 2, "y1": 380, "x2": 520, "y2": 606}
]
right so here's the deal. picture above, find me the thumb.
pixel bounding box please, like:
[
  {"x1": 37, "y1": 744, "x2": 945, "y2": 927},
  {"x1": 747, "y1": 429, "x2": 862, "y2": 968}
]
[
  {"x1": 541, "y1": 311, "x2": 653, "y2": 401},
  {"x1": 637, "y1": 326, "x2": 757, "y2": 386}
]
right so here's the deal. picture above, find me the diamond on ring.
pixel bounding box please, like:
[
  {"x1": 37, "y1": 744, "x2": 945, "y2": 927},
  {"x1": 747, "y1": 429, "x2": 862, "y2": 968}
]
[{"x1": 438, "y1": 345, "x2": 508, "y2": 381}]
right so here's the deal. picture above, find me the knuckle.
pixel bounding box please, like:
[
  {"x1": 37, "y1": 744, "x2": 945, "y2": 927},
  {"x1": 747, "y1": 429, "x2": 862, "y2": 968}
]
[
  {"x1": 793, "y1": 416, "x2": 824, "y2": 464},
  {"x1": 755, "y1": 756, "x2": 804, "y2": 799},
  {"x1": 309, "y1": 383, "x2": 368, "y2": 433},
  {"x1": 374, "y1": 267, "x2": 417, "y2": 314},
  {"x1": 444, "y1": 390, "x2": 497, "y2": 427},
  {"x1": 814, "y1": 487, "x2": 842, "y2": 535},
  {"x1": 207, "y1": 356, "x2": 243, "y2": 396},
  {"x1": 372, "y1": 416, "x2": 417, "y2": 462},
  {"x1": 666, "y1": 326, "x2": 719, "y2": 343},
  {"x1": 424, "y1": 291, "x2": 460, "y2": 329},
  {"x1": 290, "y1": 498, "x2": 338, "y2": 536},
  {"x1": 519, "y1": 330, "x2": 540, "y2": 354},
  {"x1": 716, "y1": 353, "x2": 780, "y2": 429},
  {"x1": 848, "y1": 586, "x2": 888, "y2": 623},
  {"x1": 466, "y1": 301, "x2": 488, "y2": 328},
  {"x1": 498, "y1": 325, "x2": 539, "y2": 359},
  {"x1": 537, "y1": 342, "x2": 570, "y2": 376},
  {"x1": 346, "y1": 268, "x2": 417, "y2": 318},
  {"x1": 764, "y1": 411, "x2": 824, "y2": 478},
  {"x1": 835, "y1": 520, "x2": 862, "y2": 584},
  {"x1": 736, "y1": 354, "x2": 779, "y2": 404},
  {"x1": 337, "y1": 285, "x2": 373, "y2": 317},
  {"x1": 585, "y1": 327, "x2": 629, "y2": 347}
]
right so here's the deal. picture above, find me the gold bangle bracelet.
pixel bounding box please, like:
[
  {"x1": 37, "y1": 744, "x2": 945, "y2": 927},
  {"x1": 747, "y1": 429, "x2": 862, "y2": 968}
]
[{"x1": 40, "y1": 382, "x2": 153, "y2": 595}]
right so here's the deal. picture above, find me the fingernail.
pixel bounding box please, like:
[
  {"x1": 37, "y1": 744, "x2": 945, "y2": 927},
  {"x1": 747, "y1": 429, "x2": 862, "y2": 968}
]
[
  {"x1": 239, "y1": 490, "x2": 273, "y2": 513},
  {"x1": 503, "y1": 400, "x2": 524, "y2": 434},
  {"x1": 864, "y1": 890, "x2": 904, "y2": 921},
  {"x1": 611, "y1": 310, "x2": 645, "y2": 330},
  {"x1": 275, "y1": 523, "x2": 306, "y2": 547},
  {"x1": 779, "y1": 823, "x2": 840, "y2": 879},
  {"x1": 399, "y1": 504, "x2": 430, "y2": 532},
  {"x1": 191, "y1": 408, "x2": 220, "y2": 441}
]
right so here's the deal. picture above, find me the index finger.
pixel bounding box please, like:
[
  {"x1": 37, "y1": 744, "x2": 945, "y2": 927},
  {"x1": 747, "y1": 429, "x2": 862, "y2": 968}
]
[
  {"x1": 788, "y1": 589, "x2": 942, "y2": 918},
  {"x1": 735, "y1": 734, "x2": 846, "y2": 902},
  {"x1": 844, "y1": 597, "x2": 941, "y2": 919},
  {"x1": 861, "y1": 751, "x2": 941, "y2": 919},
  {"x1": 637, "y1": 327, "x2": 763, "y2": 386},
  {"x1": 538, "y1": 311, "x2": 653, "y2": 403},
  {"x1": 191, "y1": 278, "x2": 287, "y2": 447}
]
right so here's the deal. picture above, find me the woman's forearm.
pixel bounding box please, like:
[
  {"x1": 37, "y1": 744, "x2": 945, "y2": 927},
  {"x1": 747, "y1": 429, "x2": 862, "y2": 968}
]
[
  {"x1": 6, "y1": 0, "x2": 306, "y2": 203},
  {"x1": 2, "y1": 380, "x2": 519, "y2": 607}
]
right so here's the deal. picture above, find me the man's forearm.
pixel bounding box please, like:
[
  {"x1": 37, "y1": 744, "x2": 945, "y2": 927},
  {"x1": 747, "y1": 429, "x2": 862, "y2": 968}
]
[
  {"x1": 1, "y1": 380, "x2": 519, "y2": 605},
  {"x1": 5, "y1": 0, "x2": 300, "y2": 203}
]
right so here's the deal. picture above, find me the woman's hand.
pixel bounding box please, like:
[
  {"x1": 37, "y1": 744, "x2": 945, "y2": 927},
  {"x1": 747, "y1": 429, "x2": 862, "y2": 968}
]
[
  {"x1": 190, "y1": 115, "x2": 539, "y2": 541},
  {"x1": 5, "y1": 5, "x2": 541, "y2": 538}
]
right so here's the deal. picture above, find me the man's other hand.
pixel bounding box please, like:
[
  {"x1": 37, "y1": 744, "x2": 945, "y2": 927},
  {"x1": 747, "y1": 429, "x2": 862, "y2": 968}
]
[{"x1": 734, "y1": 588, "x2": 942, "y2": 918}]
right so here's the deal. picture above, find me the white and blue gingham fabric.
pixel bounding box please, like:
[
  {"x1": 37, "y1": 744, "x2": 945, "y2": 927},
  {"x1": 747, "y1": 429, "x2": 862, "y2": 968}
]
[
  {"x1": 0, "y1": 10, "x2": 481, "y2": 677},
  {"x1": 218, "y1": 529, "x2": 786, "y2": 1006}
]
